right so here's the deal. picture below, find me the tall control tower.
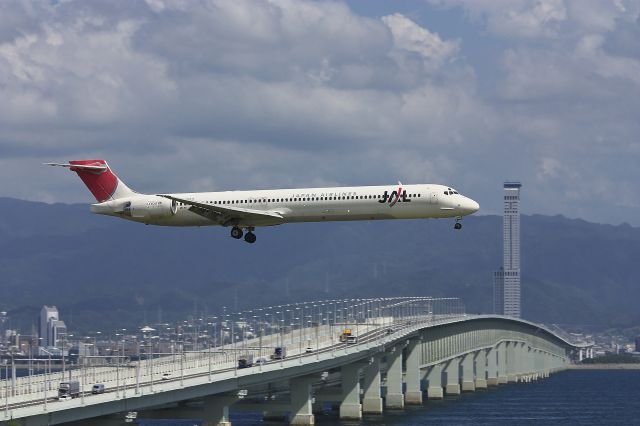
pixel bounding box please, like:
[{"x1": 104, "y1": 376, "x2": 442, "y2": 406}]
[{"x1": 494, "y1": 182, "x2": 522, "y2": 318}]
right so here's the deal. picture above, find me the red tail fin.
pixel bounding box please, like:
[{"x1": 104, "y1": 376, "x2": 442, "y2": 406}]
[
  {"x1": 46, "y1": 159, "x2": 136, "y2": 202},
  {"x1": 68, "y1": 160, "x2": 118, "y2": 202}
]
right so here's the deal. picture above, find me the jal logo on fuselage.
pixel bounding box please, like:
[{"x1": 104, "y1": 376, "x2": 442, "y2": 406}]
[{"x1": 379, "y1": 187, "x2": 410, "y2": 207}]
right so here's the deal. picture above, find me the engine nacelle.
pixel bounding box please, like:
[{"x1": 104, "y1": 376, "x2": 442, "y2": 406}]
[{"x1": 123, "y1": 196, "x2": 177, "y2": 219}]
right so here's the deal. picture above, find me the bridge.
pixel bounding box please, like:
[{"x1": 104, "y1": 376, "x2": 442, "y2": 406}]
[{"x1": 0, "y1": 297, "x2": 589, "y2": 426}]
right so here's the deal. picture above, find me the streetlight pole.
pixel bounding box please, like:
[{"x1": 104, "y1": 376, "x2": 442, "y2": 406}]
[
  {"x1": 180, "y1": 336, "x2": 184, "y2": 387},
  {"x1": 10, "y1": 354, "x2": 14, "y2": 398},
  {"x1": 208, "y1": 339, "x2": 212, "y2": 381},
  {"x1": 40, "y1": 347, "x2": 54, "y2": 411},
  {"x1": 61, "y1": 334, "x2": 66, "y2": 379},
  {"x1": 149, "y1": 337, "x2": 154, "y2": 393},
  {"x1": 253, "y1": 315, "x2": 261, "y2": 358},
  {"x1": 276, "y1": 311, "x2": 282, "y2": 349},
  {"x1": 115, "y1": 333, "x2": 120, "y2": 399},
  {"x1": 5, "y1": 363, "x2": 9, "y2": 416}
]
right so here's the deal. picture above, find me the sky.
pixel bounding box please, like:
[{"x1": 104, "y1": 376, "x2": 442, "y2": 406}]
[{"x1": 0, "y1": 0, "x2": 638, "y2": 225}]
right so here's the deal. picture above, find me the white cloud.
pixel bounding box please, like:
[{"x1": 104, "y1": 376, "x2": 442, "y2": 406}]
[
  {"x1": 431, "y1": 0, "x2": 640, "y2": 39},
  {"x1": 0, "y1": 0, "x2": 639, "y2": 226},
  {"x1": 430, "y1": 0, "x2": 567, "y2": 38},
  {"x1": 0, "y1": 1, "x2": 485, "y2": 192},
  {"x1": 382, "y1": 13, "x2": 460, "y2": 73}
]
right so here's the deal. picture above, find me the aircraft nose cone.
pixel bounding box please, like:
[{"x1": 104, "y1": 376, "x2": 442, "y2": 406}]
[{"x1": 460, "y1": 198, "x2": 480, "y2": 215}]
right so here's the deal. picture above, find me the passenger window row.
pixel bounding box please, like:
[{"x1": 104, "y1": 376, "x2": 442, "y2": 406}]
[{"x1": 177, "y1": 193, "x2": 422, "y2": 206}]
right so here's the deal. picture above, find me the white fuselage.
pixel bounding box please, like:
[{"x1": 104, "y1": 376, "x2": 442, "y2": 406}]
[{"x1": 91, "y1": 183, "x2": 479, "y2": 227}]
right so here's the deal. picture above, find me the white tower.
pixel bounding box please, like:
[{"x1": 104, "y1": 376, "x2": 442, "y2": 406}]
[{"x1": 502, "y1": 182, "x2": 522, "y2": 318}]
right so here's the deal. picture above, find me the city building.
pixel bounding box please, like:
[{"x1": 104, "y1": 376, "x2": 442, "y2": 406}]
[
  {"x1": 0, "y1": 311, "x2": 7, "y2": 345},
  {"x1": 38, "y1": 305, "x2": 67, "y2": 348},
  {"x1": 494, "y1": 182, "x2": 522, "y2": 318}
]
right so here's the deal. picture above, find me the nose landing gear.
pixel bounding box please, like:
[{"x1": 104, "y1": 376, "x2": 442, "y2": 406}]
[{"x1": 454, "y1": 217, "x2": 462, "y2": 230}]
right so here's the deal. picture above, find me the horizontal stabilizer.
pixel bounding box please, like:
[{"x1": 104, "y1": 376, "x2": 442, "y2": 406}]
[{"x1": 44, "y1": 162, "x2": 108, "y2": 171}]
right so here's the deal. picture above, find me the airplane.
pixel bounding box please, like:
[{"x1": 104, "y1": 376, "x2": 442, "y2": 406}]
[{"x1": 45, "y1": 159, "x2": 480, "y2": 244}]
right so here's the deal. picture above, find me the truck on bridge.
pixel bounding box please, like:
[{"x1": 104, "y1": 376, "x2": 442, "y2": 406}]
[
  {"x1": 339, "y1": 328, "x2": 357, "y2": 344},
  {"x1": 270, "y1": 346, "x2": 286, "y2": 360},
  {"x1": 58, "y1": 381, "x2": 79, "y2": 399},
  {"x1": 238, "y1": 355, "x2": 254, "y2": 369}
]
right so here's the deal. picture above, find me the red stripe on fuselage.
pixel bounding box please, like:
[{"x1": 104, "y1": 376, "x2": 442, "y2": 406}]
[{"x1": 69, "y1": 160, "x2": 118, "y2": 202}]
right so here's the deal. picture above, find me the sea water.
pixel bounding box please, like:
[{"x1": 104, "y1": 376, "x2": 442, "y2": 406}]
[{"x1": 127, "y1": 370, "x2": 640, "y2": 425}]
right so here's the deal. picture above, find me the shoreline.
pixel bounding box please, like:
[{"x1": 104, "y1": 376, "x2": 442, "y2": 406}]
[{"x1": 569, "y1": 363, "x2": 640, "y2": 370}]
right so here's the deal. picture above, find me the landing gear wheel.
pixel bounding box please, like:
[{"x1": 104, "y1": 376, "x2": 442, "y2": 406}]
[
  {"x1": 230, "y1": 226, "x2": 243, "y2": 239},
  {"x1": 244, "y1": 232, "x2": 257, "y2": 244},
  {"x1": 454, "y1": 222, "x2": 462, "y2": 230}
]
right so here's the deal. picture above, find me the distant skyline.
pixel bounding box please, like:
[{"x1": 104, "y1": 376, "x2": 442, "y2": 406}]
[{"x1": 0, "y1": 0, "x2": 638, "y2": 226}]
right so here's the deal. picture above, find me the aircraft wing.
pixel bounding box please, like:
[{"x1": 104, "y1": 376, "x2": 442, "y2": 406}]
[{"x1": 158, "y1": 194, "x2": 283, "y2": 226}]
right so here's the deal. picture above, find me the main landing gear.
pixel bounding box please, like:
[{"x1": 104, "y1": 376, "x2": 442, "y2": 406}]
[
  {"x1": 454, "y1": 217, "x2": 462, "y2": 230},
  {"x1": 231, "y1": 226, "x2": 243, "y2": 239},
  {"x1": 230, "y1": 226, "x2": 257, "y2": 244}
]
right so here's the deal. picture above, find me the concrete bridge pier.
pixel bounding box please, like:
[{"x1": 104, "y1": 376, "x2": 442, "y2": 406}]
[
  {"x1": 525, "y1": 347, "x2": 536, "y2": 381},
  {"x1": 362, "y1": 355, "x2": 383, "y2": 414},
  {"x1": 486, "y1": 347, "x2": 498, "y2": 386},
  {"x1": 405, "y1": 339, "x2": 423, "y2": 405},
  {"x1": 339, "y1": 363, "x2": 362, "y2": 420},
  {"x1": 524, "y1": 349, "x2": 532, "y2": 381},
  {"x1": 517, "y1": 343, "x2": 530, "y2": 382},
  {"x1": 384, "y1": 345, "x2": 405, "y2": 409},
  {"x1": 537, "y1": 350, "x2": 547, "y2": 379},
  {"x1": 513, "y1": 343, "x2": 524, "y2": 382},
  {"x1": 474, "y1": 349, "x2": 488, "y2": 389},
  {"x1": 497, "y1": 342, "x2": 508, "y2": 384},
  {"x1": 426, "y1": 364, "x2": 444, "y2": 399},
  {"x1": 533, "y1": 350, "x2": 544, "y2": 379},
  {"x1": 289, "y1": 376, "x2": 315, "y2": 425},
  {"x1": 461, "y1": 353, "x2": 475, "y2": 392},
  {"x1": 506, "y1": 342, "x2": 518, "y2": 383},
  {"x1": 444, "y1": 358, "x2": 460, "y2": 395},
  {"x1": 541, "y1": 352, "x2": 550, "y2": 378},
  {"x1": 202, "y1": 395, "x2": 236, "y2": 426}
]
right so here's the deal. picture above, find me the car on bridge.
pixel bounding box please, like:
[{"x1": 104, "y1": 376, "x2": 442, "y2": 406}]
[{"x1": 91, "y1": 384, "x2": 105, "y2": 394}]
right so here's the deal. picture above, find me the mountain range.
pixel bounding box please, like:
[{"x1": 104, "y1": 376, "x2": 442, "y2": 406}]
[{"x1": 1, "y1": 197, "x2": 638, "y2": 334}]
